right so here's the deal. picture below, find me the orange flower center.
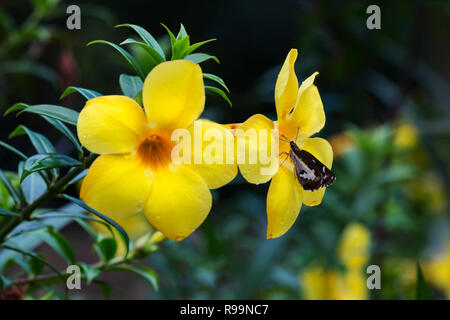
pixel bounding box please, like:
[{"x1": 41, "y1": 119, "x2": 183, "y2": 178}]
[{"x1": 137, "y1": 133, "x2": 173, "y2": 168}]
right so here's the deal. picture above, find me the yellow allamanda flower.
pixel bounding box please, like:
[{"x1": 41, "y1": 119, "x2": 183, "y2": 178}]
[
  {"x1": 300, "y1": 223, "x2": 371, "y2": 300},
  {"x1": 77, "y1": 60, "x2": 237, "y2": 241},
  {"x1": 236, "y1": 49, "x2": 333, "y2": 239}
]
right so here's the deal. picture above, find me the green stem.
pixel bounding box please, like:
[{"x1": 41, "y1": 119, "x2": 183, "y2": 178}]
[{"x1": 0, "y1": 154, "x2": 96, "y2": 244}]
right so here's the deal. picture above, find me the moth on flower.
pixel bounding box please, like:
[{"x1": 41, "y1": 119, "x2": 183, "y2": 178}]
[
  {"x1": 235, "y1": 49, "x2": 335, "y2": 239},
  {"x1": 77, "y1": 60, "x2": 237, "y2": 241}
]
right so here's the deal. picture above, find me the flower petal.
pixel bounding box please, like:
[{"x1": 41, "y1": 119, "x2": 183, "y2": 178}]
[
  {"x1": 144, "y1": 164, "x2": 212, "y2": 241},
  {"x1": 275, "y1": 49, "x2": 299, "y2": 120},
  {"x1": 80, "y1": 154, "x2": 152, "y2": 220},
  {"x1": 288, "y1": 72, "x2": 325, "y2": 137},
  {"x1": 183, "y1": 119, "x2": 237, "y2": 189},
  {"x1": 236, "y1": 114, "x2": 278, "y2": 184},
  {"x1": 301, "y1": 137, "x2": 333, "y2": 206},
  {"x1": 77, "y1": 95, "x2": 147, "y2": 154},
  {"x1": 143, "y1": 60, "x2": 205, "y2": 131},
  {"x1": 266, "y1": 166, "x2": 303, "y2": 239}
]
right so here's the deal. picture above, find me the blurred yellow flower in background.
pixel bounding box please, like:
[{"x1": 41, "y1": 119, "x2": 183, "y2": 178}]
[
  {"x1": 236, "y1": 49, "x2": 333, "y2": 239},
  {"x1": 77, "y1": 60, "x2": 237, "y2": 241},
  {"x1": 300, "y1": 223, "x2": 371, "y2": 300},
  {"x1": 393, "y1": 123, "x2": 418, "y2": 148},
  {"x1": 424, "y1": 244, "x2": 450, "y2": 299},
  {"x1": 329, "y1": 132, "x2": 355, "y2": 157}
]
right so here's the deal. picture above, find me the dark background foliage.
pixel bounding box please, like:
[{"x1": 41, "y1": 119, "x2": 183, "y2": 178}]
[{"x1": 0, "y1": 0, "x2": 449, "y2": 299}]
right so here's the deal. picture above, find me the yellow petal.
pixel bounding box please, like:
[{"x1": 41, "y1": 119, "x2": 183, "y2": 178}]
[
  {"x1": 301, "y1": 137, "x2": 333, "y2": 206},
  {"x1": 275, "y1": 49, "x2": 299, "y2": 120},
  {"x1": 77, "y1": 95, "x2": 147, "y2": 154},
  {"x1": 183, "y1": 119, "x2": 237, "y2": 189},
  {"x1": 143, "y1": 60, "x2": 205, "y2": 131},
  {"x1": 236, "y1": 114, "x2": 278, "y2": 184},
  {"x1": 80, "y1": 154, "x2": 152, "y2": 220},
  {"x1": 288, "y1": 72, "x2": 325, "y2": 137},
  {"x1": 266, "y1": 166, "x2": 303, "y2": 239},
  {"x1": 144, "y1": 164, "x2": 212, "y2": 241},
  {"x1": 338, "y1": 223, "x2": 371, "y2": 270}
]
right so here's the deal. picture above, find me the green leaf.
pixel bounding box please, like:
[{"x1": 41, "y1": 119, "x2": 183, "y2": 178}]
[
  {"x1": 416, "y1": 263, "x2": 431, "y2": 300},
  {"x1": 18, "y1": 104, "x2": 79, "y2": 126},
  {"x1": 42, "y1": 116, "x2": 83, "y2": 158},
  {"x1": 61, "y1": 194, "x2": 130, "y2": 257},
  {"x1": 21, "y1": 154, "x2": 82, "y2": 182},
  {"x1": 60, "y1": 87, "x2": 102, "y2": 100},
  {"x1": 120, "y1": 39, "x2": 164, "y2": 65},
  {"x1": 2, "y1": 245, "x2": 66, "y2": 284},
  {"x1": 116, "y1": 24, "x2": 166, "y2": 60},
  {"x1": 79, "y1": 263, "x2": 101, "y2": 285},
  {"x1": 176, "y1": 23, "x2": 188, "y2": 40},
  {"x1": 183, "y1": 39, "x2": 216, "y2": 56},
  {"x1": 0, "y1": 141, "x2": 27, "y2": 159},
  {"x1": 20, "y1": 171, "x2": 47, "y2": 204},
  {"x1": 87, "y1": 40, "x2": 145, "y2": 79},
  {"x1": 33, "y1": 227, "x2": 75, "y2": 264},
  {"x1": 10, "y1": 125, "x2": 58, "y2": 180},
  {"x1": 67, "y1": 169, "x2": 88, "y2": 185},
  {"x1": 93, "y1": 279, "x2": 112, "y2": 299},
  {"x1": 3, "y1": 102, "x2": 29, "y2": 116},
  {"x1": 0, "y1": 274, "x2": 13, "y2": 289},
  {"x1": 33, "y1": 211, "x2": 107, "y2": 226},
  {"x1": 185, "y1": 53, "x2": 219, "y2": 64},
  {"x1": 0, "y1": 169, "x2": 23, "y2": 205},
  {"x1": 0, "y1": 208, "x2": 20, "y2": 217},
  {"x1": 205, "y1": 85, "x2": 232, "y2": 107},
  {"x1": 0, "y1": 61, "x2": 59, "y2": 86},
  {"x1": 111, "y1": 264, "x2": 158, "y2": 291},
  {"x1": 172, "y1": 36, "x2": 190, "y2": 60},
  {"x1": 119, "y1": 74, "x2": 143, "y2": 98},
  {"x1": 203, "y1": 73, "x2": 230, "y2": 92},
  {"x1": 39, "y1": 290, "x2": 55, "y2": 300},
  {"x1": 95, "y1": 235, "x2": 117, "y2": 262},
  {"x1": 161, "y1": 23, "x2": 176, "y2": 47},
  {"x1": 28, "y1": 253, "x2": 45, "y2": 277}
]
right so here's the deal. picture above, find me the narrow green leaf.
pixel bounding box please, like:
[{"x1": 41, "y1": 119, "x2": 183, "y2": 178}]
[
  {"x1": 184, "y1": 39, "x2": 216, "y2": 56},
  {"x1": 416, "y1": 263, "x2": 431, "y2": 300},
  {"x1": 115, "y1": 24, "x2": 166, "y2": 60},
  {"x1": 2, "y1": 245, "x2": 66, "y2": 284},
  {"x1": 42, "y1": 116, "x2": 83, "y2": 158},
  {"x1": 39, "y1": 290, "x2": 55, "y2": 300},
  {"x1": 3, "y1": 102, "x2": 29, "y2": 116},
  {"x1": 33, "y1": 227, "x2": 75, "y2": 264},
  {"x1": 79, "y1": 263, "x2": 100, "y2": 285},
  {"x1": 0, "y1": 169, "x2": 22, "y2": 205},
  {"x1": 61, "y1": 194, "x2": 130, "y2": 257},
  {"x1": 18, "y1": 104, "x2": 79, "y2": 126},
  {"x1": 60, "y1": 87, "x2": 102, "y2": 100},
  {"x1": 87, "y1": 40, "x2": 145, "y2": 79},
  {"x1": 176, "y1": 23, "x2": 188, "y2": 40},
  {"x1": 203, "y1": 73, "x2": 230, "y2": 92},
  {"x1": 185, "y1": 53, "x2": 219, "y2": 64},
  {"x1": 0, "y1": 275, "x2": 13, "y2": 289},
  {"x1": 205, "y1": 85, "x2": 232, "y2": 107},
  {"x1": 161, "y1": 23, "x2": 176, "y2": 46},
  {"x1": 28, "y1": 253, "x2": 45, "y2": 277},
  {"x1": 111, "y1": 264, "x2": 158, "y2": 291},
  {"x1": 9, "y1": 125, "x2": 58, "y2": 180},
  {"x1": 120, "y1": 39, "x2": 164, "y2": 65},
  {"x1": 21, "y1": 154, "x2": 82, "y2": 182},
  {"x1": 93, "y1": 279, "x2": 112, "y2": 299},
  {"x1": 0, "y1": 141, "x2": 27, "y2": 159},
  {"x1": 20, "y1": 172, "x2": 47, "y2": 204},
  {"x1": 0, "y1": 208, "x2": 20, "y2": 217},
  {"x1": 67, "y1": 168, "x2": 88, "y2": 186},
  {"x1": 119, "y1": 74, "x2": 143, "y2": 98}
]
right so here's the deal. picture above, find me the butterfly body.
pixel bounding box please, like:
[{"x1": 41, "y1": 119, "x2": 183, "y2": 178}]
[{"x1": 288, "y1": 141, "x2": 335, "y2": 191}]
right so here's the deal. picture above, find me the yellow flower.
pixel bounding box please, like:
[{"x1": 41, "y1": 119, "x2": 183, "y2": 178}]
[
  {"x1": 424, "y1": 244, "x2": 450, "y2": 299},
  {"x1": 300, "y1": 223, "x2": 371, "y2": 300},
  {"x1": 77, "y1": 60, "x2": 237, "y2": 241},
  {"x1": 329, "y1": 132, "x2": 355, "y2": 157},
  {"x1": 300, "y1": 266, "x2": 368, "y2": 300},
  {"x1": 236, "y1": 49, "x2": 333, "y2": 239},
  {"x1": 338, "y1": 222, "x2": 371, "y2": 270},
  {"x1": 393, "y1": 123, "x2": 418, "y2": 148}
]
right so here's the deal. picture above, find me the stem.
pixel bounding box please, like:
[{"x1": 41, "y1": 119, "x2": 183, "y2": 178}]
[{"x1": 0, "y1": 154, "x2": 97, "y2": 244}]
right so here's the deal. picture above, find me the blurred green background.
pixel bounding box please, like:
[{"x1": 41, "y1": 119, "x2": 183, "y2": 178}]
[{"x1": 0, "y1": 0, "x2": 449, "y2": 299}]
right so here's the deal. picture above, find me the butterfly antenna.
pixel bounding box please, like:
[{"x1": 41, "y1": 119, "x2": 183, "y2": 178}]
[
  {"x1": 294, "y1": 127, "x2": 300, "y2": 142},
  {"x1": 279, "y1": 134, "x2": 290, "y2": 143}
]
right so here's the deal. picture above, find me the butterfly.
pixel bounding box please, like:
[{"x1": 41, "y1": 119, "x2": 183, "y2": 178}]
[{"x1": 280, "y1": 134, "x2": 336, "y2": 191}]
